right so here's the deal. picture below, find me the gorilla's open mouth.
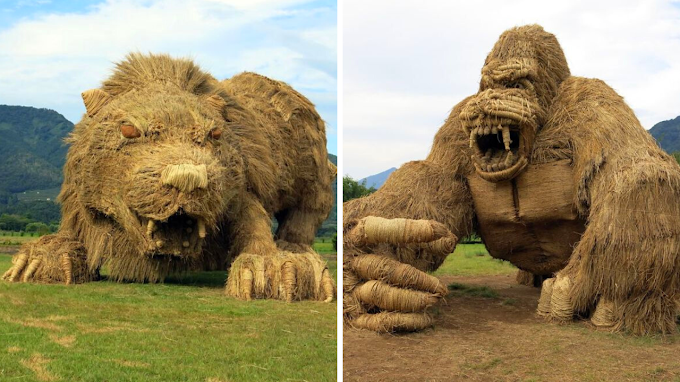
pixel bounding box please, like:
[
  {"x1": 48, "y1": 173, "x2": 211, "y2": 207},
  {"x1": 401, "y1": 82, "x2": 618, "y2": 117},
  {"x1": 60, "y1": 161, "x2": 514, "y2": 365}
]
[
  {"x1": 143, "y1": 211, "x2": 207, "y2": 257},
  {"x1": 473, "y1": 124, "x2": 520, "y2": 169},
  {"x1": 466, "y1": 122, "x2": 530, "y2": 182},
  {"x1": 460, "y1": 88, "x2": 540, "y2": 182}
]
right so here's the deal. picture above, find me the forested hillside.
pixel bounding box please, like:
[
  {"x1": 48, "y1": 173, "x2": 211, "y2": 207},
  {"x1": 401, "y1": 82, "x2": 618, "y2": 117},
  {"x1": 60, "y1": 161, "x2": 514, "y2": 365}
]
[{"x1": 0, "y1": 105, "x2": 73, "y2": 193}]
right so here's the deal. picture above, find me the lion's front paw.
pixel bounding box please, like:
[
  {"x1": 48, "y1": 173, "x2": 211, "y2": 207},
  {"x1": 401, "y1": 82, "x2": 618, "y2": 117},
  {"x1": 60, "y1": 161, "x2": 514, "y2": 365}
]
[
  {"x1": 1, "y1": 235, "x2": 93, "y2": 285},
  {"x1": 225, "y1": 250, "x2": 335, "y2": 302}
]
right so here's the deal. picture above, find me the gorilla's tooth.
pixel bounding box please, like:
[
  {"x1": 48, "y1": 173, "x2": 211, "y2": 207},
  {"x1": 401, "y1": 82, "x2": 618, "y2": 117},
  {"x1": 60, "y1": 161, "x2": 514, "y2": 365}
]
[
  {"x1": 198, "y1": 219, "x2": 207, "y2": 238},
  {"x1": 498, "y1": 162, "x2": 507, "y2": 170},
  {"x1": 492, "y1": 125, "x2": 498, "y2": 135},
  {"x1": 491, "y1": 163, "x2": 499, "y2": 172},
  {"x1": 502, "y1": 126, "x2": 511, "y2": 150},
  {"x1": 147, "y1": 220, "x2": 157, "y2": 236},
  {"x1": 484, "y1": 149, "x2": 493, "y2": 159},
  {"x1": 505, "y1": 153, "x2": 513, "y2": 167}
]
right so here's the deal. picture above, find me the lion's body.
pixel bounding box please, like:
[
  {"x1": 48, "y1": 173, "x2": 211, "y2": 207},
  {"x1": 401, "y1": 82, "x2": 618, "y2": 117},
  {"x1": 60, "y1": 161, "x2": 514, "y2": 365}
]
[
  {"x1": 344, "y1": 26, "x2": 680, "y2": 334},
  {"x1": 6, "y1": 54, "x2": 334, "y2": 289}
]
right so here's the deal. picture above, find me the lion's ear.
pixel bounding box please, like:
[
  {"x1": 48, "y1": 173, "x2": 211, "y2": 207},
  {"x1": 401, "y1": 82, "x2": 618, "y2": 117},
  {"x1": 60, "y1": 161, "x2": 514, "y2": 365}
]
[
  {"x1": 81, "y1": 88, "x2": 111, "y2": 117},
  {"x1": 204, "y1": 94, "x2": 227, "y2": 116}
]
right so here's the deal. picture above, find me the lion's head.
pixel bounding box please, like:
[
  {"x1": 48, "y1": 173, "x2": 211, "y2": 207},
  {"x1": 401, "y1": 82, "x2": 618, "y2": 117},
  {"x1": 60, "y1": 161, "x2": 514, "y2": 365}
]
[
  {"x1": 461, "y1": 25, "x2": 570, "y2": 182},
  {"x1": 66, "y1": 53, "x2": 246, "y2": 260}
]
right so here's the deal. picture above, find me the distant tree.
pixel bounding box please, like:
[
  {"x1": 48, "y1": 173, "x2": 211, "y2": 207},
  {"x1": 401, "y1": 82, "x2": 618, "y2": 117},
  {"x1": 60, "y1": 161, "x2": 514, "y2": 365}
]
[
  {"x1": 0, "y1": 214, "x2": 32, "y2": 231},
  {"x1": 343, "y1": 176, "x2": 376, "y2": 202},
  {"x1": 25, "y1": 222, "x2": 50, "y2": 235},
  {"x1": 673, "y1": 152, "x2": 680, "y2": 165}
]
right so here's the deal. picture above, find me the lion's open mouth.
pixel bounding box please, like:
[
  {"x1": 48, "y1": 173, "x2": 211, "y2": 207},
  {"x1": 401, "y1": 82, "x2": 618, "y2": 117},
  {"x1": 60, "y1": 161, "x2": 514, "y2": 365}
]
[
  {"x1": 143, "y1": 211, "x2": 207, "y2": 256},
  {"x1": 469, "y1": 123, "x2": 529, "y2": 182}
]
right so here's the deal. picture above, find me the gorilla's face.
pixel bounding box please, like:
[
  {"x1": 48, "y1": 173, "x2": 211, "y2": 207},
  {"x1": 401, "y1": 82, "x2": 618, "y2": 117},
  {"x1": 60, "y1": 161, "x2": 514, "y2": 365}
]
[
  {"x1": 460, "y1": 57, "x2": 544, "y2": 182},
  {"x1": 460, "y1": 25, "x2": 569, "y2": 183}
]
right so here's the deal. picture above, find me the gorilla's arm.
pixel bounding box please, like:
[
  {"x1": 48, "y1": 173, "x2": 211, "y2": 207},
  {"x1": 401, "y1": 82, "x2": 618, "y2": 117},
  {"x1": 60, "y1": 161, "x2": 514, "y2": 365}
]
[
  {"x1": 343, "y1": 102, "x2": 477, "y2": 332},
  {"x1": 539, "y1": 77, "x2": 680, "y2": 335}
]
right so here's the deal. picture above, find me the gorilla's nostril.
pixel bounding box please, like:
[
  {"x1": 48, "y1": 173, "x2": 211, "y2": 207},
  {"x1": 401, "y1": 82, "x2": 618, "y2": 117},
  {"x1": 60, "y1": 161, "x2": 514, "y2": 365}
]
[{"x1": 161, "y1": 163, "x2": 208, "y2": 193}]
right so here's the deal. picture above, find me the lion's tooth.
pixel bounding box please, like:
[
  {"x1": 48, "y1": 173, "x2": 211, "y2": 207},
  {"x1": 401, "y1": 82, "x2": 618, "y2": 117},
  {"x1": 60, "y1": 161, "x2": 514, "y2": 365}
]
[
  {"x1": 483, "y1": 126, "x2": 491, "y2": 135},
  {"x1": 198, "y1": 219, "x2": 206, "y2": 239},
  {"x1": 492, "y1": 125, "x2": 498, "y2": 135},
  {"x1": 155, "y1": 239, "x2": 164, "y2": 247}
]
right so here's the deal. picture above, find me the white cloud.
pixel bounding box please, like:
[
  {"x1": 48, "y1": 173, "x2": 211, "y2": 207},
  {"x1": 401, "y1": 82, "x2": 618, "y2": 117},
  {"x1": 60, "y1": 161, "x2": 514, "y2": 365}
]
[
  {"x1": 343, "y1": 0, "x2": 680, "y2": 179},
  {"x1": 0, "y1": 0, "x2": 337, "y2": 152}
]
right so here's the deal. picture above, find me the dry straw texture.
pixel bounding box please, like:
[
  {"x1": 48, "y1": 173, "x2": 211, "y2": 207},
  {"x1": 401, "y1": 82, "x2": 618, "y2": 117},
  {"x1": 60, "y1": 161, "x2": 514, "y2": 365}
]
[
  {"x1": 343, "y1": 217, "x2": 453, "y2": 332},
  {"x1": 4, "y1": 53, "x2": 335, "y2": 301},
  {"x1": 344, "y1": 24, "x2": 680, "y2": 334}
]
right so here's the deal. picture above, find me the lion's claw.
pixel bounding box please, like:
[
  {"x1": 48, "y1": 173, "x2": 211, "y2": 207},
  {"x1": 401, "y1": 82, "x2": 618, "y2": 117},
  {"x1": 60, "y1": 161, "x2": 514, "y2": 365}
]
[
  {"x1": 1, "y1": 235, "x2": 91, "y2": 285},
  {"x1": 225, "y1": 250, "x2": 335, "y2": 302}
]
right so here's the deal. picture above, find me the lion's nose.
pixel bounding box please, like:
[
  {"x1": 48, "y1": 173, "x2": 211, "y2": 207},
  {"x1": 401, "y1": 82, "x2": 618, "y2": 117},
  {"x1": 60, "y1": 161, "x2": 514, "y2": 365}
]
[{"x1": 161, "y1": 163, "x2": 208, "y2": 193}]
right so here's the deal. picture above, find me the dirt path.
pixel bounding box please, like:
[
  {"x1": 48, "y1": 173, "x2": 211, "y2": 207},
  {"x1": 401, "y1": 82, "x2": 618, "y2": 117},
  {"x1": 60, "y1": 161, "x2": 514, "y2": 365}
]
[
  {"x1": 0, "y1": 245, "x2": 20, "y2": 254},
  {"x1": 344, "y1": 274, "x2": 680, "y2": 381}
]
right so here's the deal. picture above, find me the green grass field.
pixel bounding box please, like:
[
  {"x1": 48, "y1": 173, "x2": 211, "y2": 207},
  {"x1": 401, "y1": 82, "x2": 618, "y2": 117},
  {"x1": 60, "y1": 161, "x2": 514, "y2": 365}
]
[
  {"x1": 434, "y1": 243, "x2": 517, "y2": 277},
  {"x1": 14, "y1": 187, "x2": 61, "y2": 202},
  {"x1": 0, "y1": 249, "x2": 337, "y2": 381},
  {"x1": 0, "y1": 233, "x2": 43, "y2": 245}
]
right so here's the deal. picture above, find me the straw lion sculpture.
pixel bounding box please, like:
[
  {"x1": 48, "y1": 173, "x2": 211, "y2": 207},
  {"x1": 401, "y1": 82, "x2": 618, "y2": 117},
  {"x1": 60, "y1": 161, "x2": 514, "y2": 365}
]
[
  {"x1": 344, "y1": 25, "x2": 680, "y2": 335},
  {"x1": 3, "y1": 53, "x2": 335, "y2": 303}
]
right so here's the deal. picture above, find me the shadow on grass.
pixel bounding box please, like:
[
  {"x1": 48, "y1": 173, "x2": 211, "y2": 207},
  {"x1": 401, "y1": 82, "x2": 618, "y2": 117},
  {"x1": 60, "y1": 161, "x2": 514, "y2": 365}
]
[
  {"x1": 164, "y1": 271, "x2": 228, "y2": 288},
  {"x1": 448, "y1": 282, "x2": 499, "y2": 298}
]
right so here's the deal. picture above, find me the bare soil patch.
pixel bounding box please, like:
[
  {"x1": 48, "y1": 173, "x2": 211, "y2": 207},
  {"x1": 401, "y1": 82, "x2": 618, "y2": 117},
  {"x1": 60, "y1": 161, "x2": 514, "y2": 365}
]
[{"x1": 344, "y1": 274, "x2": 680, "y2": 381}]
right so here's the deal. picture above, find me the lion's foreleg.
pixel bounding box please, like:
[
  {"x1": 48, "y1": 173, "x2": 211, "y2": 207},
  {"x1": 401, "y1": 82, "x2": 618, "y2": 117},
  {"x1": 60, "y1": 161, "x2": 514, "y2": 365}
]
[{"x1": 2, "y1": 232, "x2": 95, "y2": 285}]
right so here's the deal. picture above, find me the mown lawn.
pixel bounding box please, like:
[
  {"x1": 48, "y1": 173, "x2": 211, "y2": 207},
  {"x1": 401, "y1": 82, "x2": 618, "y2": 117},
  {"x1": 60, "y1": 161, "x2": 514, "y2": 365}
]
[
  {"x1": 0, "y1": 250, "x2": 337, "y2": 382},
  {"x1": 312, "y1": 238, "x2": 336, "y2": 255},
  {"x1": 0, "y1": 234, "x2": 43, "y2": 245},
  {"x1": 434, "y1": 243, "x2": 517, "y2": 277}
]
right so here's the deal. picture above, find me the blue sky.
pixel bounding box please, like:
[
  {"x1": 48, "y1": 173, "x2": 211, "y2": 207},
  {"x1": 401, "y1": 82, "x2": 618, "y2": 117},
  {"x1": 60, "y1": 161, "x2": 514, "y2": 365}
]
[{"x1": 0, "y1": 0, "x2": 337, "y2": 154}]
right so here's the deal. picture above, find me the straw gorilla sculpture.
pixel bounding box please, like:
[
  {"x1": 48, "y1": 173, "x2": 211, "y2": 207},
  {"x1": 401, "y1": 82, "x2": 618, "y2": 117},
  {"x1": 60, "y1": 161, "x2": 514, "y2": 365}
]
[
  {"x1": 2, "y1": 53, "x2": 335, "y2": 302},
  {"x1": 344, "y1": 25, "x2": 680, "y2": 335}
]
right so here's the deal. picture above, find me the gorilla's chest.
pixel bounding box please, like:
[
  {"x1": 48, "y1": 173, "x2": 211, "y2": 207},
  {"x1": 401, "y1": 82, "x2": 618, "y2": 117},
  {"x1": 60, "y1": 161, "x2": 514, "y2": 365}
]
[{"x1": 466, "y1": 159, "x2": 586, "y2": 275}]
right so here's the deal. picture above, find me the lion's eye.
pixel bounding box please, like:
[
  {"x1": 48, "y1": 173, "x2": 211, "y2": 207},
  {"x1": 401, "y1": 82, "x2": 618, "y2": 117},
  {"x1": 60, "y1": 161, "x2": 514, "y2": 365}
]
[
  {"x1": 209, "y1": 128, "x2": 222, "y2": 140},
  {"x1": 121, "y1": 124, "x2": 141, "y2": 139}
]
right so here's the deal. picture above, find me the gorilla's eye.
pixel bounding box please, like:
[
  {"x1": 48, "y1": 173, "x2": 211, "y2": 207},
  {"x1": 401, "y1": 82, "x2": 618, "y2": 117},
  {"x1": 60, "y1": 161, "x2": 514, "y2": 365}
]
[
  {"x1": 121, "y1": 124, "x2": 141, "y2": 139},
  {"x1": 507, "y1": 81, "x2": 525, "y2": 90},
  {"x1": 209, "y1": 128, "x2": 222, "y2": 140}
]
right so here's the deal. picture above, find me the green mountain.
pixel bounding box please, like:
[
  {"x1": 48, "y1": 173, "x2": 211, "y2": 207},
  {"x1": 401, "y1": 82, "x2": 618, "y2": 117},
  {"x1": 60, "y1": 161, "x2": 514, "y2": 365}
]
[
  {"x1": 0, "y1": 105, "x2": 73, "y2": 193},
  {"x1": 649, "y1": 116, "x2": 680, "y2": 153}
]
